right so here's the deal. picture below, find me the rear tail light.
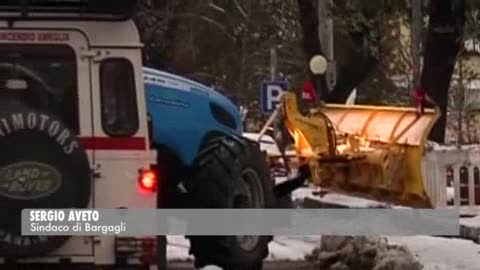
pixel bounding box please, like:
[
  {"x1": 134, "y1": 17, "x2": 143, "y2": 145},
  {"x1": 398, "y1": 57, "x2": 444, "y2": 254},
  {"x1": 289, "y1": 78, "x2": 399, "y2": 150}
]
[{"x1": 138, "y1": 169, "x2": 158, "y2": 192}]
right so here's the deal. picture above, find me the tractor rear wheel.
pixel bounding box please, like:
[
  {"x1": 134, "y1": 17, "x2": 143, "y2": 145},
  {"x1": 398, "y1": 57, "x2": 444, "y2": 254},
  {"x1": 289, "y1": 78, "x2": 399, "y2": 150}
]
[{"x1": 186, "y1": 136, "x2": 275, "y2": 270}]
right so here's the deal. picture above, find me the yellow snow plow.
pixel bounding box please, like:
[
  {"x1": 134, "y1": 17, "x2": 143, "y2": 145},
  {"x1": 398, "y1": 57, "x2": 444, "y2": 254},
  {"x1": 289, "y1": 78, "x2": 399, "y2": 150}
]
[{"x1": 275, "y1": 92, "x2": 440, "y2": 208}]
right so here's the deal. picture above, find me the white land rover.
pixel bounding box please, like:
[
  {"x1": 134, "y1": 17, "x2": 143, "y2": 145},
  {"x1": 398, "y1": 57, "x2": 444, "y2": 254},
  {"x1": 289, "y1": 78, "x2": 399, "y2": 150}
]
[{"x1": 0, "y1": 1, "x2": 165, "y2": 269}]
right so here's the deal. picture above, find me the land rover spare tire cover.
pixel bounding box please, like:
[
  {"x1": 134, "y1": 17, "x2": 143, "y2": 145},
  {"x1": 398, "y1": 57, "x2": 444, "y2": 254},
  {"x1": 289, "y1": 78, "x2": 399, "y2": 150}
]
[{"x1": 0, "y1": 107, "x2": 91, "y2": 257}]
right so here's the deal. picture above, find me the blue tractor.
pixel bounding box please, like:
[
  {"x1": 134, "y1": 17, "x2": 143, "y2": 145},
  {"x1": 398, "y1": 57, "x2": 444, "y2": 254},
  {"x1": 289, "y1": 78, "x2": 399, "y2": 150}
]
[{"x1": 143, "y1": 67, "x2": 275, "y2": 269}]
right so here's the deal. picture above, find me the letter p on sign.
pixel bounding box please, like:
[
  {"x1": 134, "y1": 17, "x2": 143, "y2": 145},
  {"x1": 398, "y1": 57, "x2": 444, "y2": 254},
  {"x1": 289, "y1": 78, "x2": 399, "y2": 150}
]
[{"x1": 261, "y1": 81, "x2": 288, "y2": 114}]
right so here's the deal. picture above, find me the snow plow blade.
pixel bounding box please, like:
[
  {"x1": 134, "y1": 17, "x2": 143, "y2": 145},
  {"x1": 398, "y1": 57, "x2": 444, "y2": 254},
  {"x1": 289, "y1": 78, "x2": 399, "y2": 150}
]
[{"x1": 282, "y1": 92, "x2": 440, "y2": 208}]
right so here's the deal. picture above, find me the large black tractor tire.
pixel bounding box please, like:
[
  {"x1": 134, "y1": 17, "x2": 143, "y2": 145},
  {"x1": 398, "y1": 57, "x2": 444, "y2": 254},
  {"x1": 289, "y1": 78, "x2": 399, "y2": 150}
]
[
  {"x1": 0, "y1": 106, "x2": 91, "y2": 257},
  {"x1": 186, "y1": 136, "x2": 275, "y2": 270}
]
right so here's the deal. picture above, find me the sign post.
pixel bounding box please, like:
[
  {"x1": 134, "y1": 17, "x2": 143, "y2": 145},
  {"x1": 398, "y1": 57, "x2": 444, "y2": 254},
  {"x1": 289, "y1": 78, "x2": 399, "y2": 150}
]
[
  {"x1": 270, "y1": 48, "x2": 277, "y2": 81},
  {"x1": 318, "y1": 0, "x2": 336, "y2": 92},
  {"x1": 260, "y1": 80, "x2": 288, "y2": 115}
]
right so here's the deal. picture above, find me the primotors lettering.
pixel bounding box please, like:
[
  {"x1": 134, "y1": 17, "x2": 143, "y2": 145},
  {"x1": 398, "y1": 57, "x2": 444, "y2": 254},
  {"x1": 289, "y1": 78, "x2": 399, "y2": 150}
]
[{"x1": 0, "y1": 113, "x2": 78, "y2": 155}]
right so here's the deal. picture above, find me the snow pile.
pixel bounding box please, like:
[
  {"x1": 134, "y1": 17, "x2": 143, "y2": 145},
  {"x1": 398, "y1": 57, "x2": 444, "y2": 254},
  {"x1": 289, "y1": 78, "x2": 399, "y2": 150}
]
[
  {"x1": 199, "y1": 266, "x2": 223, "y2": 270},
  {"x1": 167, "y1": 235, "x2": 193, "y2": 261},
  {"x1": 389, "y1": 236, "x2": 480, "y2": 270},
  {"x1": 306, "y1": 236, "x2": 422, "y2": 270},
  {"x1": 267, "y1": 236, "x2": 320, "y2": 261}
]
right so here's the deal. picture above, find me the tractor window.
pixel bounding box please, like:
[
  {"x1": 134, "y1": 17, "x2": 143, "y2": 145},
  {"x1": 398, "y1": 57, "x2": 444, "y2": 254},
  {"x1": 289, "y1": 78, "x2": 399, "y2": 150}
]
[
  {"x1": 100, "y1": 58, "x2": 139, "y2": 137},
  {"x1": 0, "y1": 44, "x2": 79, "y2": 133}
]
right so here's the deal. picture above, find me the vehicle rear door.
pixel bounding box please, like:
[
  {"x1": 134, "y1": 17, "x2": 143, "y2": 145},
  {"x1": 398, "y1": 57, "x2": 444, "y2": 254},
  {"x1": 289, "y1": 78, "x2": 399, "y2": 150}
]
[{"x1": 0, "y1": 26, "x2": 95, "y2": 259}]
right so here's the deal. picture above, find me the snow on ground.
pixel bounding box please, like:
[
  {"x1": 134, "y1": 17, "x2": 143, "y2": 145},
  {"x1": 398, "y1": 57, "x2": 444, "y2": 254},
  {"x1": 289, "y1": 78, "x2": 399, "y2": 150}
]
[
  {"x1": 266, "y1": 236, "x2": 320, "y2": 261},
  {"x1": 167, "y1": 236, "x2": 193, "y2": 261},
  {"x1": 292, "y1": 185, "x2": 388, "y2": 208},
  {"x1": 168, "y1": 234, "x2": 480, "y2": 270},
  {"x1": 388, "y1": 236, "x2": 480, "y2": 270},
  {"x1": 462, "y1": 215, "x2": 480, "y2": 228},
  {"x1": 166, "y1": 179, "x2": 480, "y2": 267},
  {"x1": 166, "y1": 235, "x2": 321, "y2": 261},
  {"x1": 165, "y1": 185, "x2": 390, "y2": 262}
]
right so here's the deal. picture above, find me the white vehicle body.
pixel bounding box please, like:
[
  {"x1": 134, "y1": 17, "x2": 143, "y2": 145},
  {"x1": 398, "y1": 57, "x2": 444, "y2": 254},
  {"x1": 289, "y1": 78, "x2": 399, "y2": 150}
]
[
  {"x1": 0, "y1": 18, "x2": 157, "y2": 267},
  {"x1": 243, "y1": 133, "x2": 282, "y2": 156}
]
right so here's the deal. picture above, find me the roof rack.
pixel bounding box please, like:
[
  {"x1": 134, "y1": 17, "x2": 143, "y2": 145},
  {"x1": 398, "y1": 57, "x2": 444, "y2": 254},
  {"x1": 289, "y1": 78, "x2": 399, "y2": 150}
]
[{"x1": 0, "y1": 0, "x2": 137, "y2": 21}]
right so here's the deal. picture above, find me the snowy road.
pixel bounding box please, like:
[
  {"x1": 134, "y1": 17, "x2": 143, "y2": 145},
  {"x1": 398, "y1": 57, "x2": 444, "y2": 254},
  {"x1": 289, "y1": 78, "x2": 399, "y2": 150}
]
[
  {"x1": 167, "y1": 235, "x2": 480, "y2": 270},
  {"x1": 167, "y1": 235, "x2": 320, "y2": 262},
  {"x1": 389, "y1": 236, "x2": 480, "y2": 270},
  {"x1": 166, "y1": 185, "x2": 480, "y2": 269}
]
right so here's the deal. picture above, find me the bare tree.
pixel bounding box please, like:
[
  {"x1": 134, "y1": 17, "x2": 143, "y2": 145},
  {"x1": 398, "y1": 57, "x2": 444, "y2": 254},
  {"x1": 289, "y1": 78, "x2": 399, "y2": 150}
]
[
  {"x1": 447, "y1": 51, "x2": 480, "y2": 144},
  {"x1": 421, "y1": 0, "x2": 466, "y2": 143}
]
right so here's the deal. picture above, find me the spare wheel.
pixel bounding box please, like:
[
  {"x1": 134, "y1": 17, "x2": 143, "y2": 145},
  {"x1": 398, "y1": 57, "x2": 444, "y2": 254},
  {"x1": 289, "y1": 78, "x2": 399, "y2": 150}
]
[{"x1": 0, "y1": 106, "x2": 91, "y2": 257}]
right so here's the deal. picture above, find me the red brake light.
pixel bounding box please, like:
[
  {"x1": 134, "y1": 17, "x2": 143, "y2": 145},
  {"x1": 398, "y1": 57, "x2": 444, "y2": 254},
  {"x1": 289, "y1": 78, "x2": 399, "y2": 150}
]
[{"x1": 138, "y1": 170, "x2": 157, "y2": 192}]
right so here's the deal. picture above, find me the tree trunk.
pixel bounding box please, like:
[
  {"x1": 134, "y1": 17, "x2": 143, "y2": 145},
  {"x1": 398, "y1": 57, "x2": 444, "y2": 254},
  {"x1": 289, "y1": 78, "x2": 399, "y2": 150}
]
[
  {"x1": 297, "y1": 0, "x2": 378, "y2": 103},
  {"x1": 135, "y1": 0, "x2": 190, "y2": 69},
  {"x1": 421, "y1": 0, "x2": 465, "y2": 143}
]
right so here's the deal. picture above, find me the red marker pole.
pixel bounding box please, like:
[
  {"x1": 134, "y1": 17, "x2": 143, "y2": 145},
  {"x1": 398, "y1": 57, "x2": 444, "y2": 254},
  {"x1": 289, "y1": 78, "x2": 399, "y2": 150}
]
[
  {"x1": 412, "y1": 86, "x2": 426, "y2": 116},
  {"x1": 302, "y1": 80, "x2": 317, "y2": 102}
]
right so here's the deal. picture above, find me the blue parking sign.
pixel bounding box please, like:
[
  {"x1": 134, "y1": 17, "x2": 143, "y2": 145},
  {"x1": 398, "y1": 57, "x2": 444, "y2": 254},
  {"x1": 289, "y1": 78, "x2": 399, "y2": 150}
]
[{"x1": 261, "y1": 81, "x2": 288, "y2": 114}]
